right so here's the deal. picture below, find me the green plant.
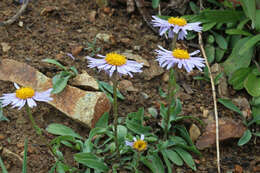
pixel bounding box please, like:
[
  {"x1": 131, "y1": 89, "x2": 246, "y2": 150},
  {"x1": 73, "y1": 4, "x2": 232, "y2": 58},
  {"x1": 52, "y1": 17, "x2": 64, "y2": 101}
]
[
  {"x1": 0, "y1": 101, "x2": 9, "y2": 122},
  {"x1": 98, "y1": 80, "x2": 125, "y2": 102},
  {"x1": 42, "y1": 59, "x2": 78, "y2": 94},
  {"x1": 83, "y1": 37, "x2": 101, "y2": 57},
  {"x1": 194, "y1": 66, "x2": 224, "y2": 85}
]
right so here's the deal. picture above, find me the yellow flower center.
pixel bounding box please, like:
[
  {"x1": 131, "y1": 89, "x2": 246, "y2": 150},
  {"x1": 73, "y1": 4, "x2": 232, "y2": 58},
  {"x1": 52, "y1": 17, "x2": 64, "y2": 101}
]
[
  {"x1": 105, "y1": 53, "x2": 127, "y2": 66},
  {"x1": 133, "y1": 140, "x2": 147, "y2": 152},
  {"x1": 172, "y1": 49, "x2": 190, "y2": 59},
  {"x1": 168, "y1": 17, "x2": 187, "y2": 26},
  {"x1": 16, "y1": 87, "x2": 35, "y2": 99}
]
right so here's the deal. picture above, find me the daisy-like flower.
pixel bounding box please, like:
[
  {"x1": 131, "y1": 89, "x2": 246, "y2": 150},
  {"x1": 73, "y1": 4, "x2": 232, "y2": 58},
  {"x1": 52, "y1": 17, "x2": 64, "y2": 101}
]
[
  {"x1": 125, "y1": 134, "x2": 147, "y2": 152},
  {"x1": 151, "y1": 16, "x2": 202, "y2": 40},
  {"x1": 0, "y1": 83, "x2": 53, "y2": 110},
  {"x1": 86, "y1": 53, "x2": 143, "y2": 77},
  {"x1": 155, "y1": 45, "x2": 205, "y2": 73}
]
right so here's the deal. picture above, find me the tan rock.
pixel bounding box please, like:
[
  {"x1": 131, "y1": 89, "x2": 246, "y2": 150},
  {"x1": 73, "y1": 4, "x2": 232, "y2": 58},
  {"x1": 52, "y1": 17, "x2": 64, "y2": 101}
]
[
  {"x1": 189, "y1": 124, "x2": 201, "y2": 142},
  {"x1": 1, "y1": 42, "x2": 11, "y2": 52},
  {"x1": 118, "y1": 80, "x2": 138, "y2": 92},
  {"x1": 71, "y1": 71, "x2": 99, "y2": 90},
  {"x1": 0, "y1": 59, "x2": 111, "y2": 128},
  {"x1": 71, "y1": 46, "x2": 83, "y2": 56}
]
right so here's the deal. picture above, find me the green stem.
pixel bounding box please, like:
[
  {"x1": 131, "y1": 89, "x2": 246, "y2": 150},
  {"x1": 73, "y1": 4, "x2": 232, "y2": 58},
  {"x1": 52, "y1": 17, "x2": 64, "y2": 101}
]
[
  {"x1": 112, "y1": 76, "x2": 119, "y2": 157},
  {"x1": 25, "y1": 105, "x2": 59, "y2": 160},
  {"x1": 170, "y1": 33, "x2": 179, "y2": 50}
]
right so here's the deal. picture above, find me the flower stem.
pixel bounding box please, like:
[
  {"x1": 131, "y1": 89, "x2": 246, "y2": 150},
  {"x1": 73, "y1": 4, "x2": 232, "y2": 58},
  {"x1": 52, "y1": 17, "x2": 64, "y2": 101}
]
[
  {"x1": 25, "y1": 105, "x2": 59, "y2": 160},
  {"x1": 164, "y1": 68, "x2": 176, "y2": 140},
  {"x1": 170, "y1": 33, "x2": 179, "y2": 50},
  {"x1": 112, "y1": 76, "x2": 119, "y2": 157}
]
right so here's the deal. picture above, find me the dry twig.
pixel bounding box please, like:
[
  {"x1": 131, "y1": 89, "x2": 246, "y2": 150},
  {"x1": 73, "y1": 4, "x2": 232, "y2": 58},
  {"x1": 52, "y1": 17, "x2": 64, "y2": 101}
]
[
  {"x1": 0, "y1": 0, "x2": 29, "y2": 26},
  {"x1": 198, "y1": 33, "x2": 221, "y2": 173}
]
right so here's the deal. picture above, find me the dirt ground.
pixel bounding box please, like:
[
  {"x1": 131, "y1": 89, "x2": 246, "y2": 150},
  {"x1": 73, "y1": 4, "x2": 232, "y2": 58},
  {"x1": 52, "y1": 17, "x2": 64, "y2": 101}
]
[{"x1": 0, "y1": 0, "x2": 259, "y2": 172}]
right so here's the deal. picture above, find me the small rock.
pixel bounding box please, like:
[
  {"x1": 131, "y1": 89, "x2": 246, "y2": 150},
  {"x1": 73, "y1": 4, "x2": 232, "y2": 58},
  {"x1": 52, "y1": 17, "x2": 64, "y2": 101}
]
[
  {"x1": 103, "y1": 7, "x2": 110, "y2": 14},
  {"x1": 96, "y1": 33, "x2": 112, "y2": 43},
  {"x1": 88, "y1": 10, "x2": 97, "y2": 23},
  {"x1": 189, "y1": 124, "x2": 201, "y2": 142},
  {"x1": 120, "y1": 38, "x2": 131, "y2": 45},
  {"x1": 121, "y1": 51, "x2": 150, "y2": 67},
  {"x1": 143, "y1": 61, "x2": 164, "y2": 80},
  {"x1": 234, "y1": 164, "x2": 243, "y2": 173},
  {"x1": 133, "y1": 45, "x2": 141, "y2": 51},
  {"x1": 140, "y1": 92, "x2": 149, "y2": 99},
  {"x1": 18, "y1": 21, "x2": 23, "y2": 27},
  {"x1": 232, "y1": 97, "x2": 251, "y2": 119},
  {"x1": 55, "y1": 53, "x2": 64, "y2": 61},
  {"x1": 71, "y1": 71, "x2": 99, "y2": 90},
  {"x1": 71, "y1": 45, "x2": 83, "y2": 56},
  {"x1": 1, "y1": 42, "x2": 11, "y2": 52},
  {"x1": 40, "y1": 6, "x2": 59, "y2": 16},
  {"x1": 202, "y1": 109, "x2": 209, "y2": 118},
  {"x1": 148, "y1": 107, "x2": 158, "y2": 118},
  {"x1": 162, "y1": 73, "x2": 169, "y2": 82},
  {"x1": 0, "y1": 134, "x2": 5, "y2": 140},
  {"x1": 118, "y1": 80, "x2": 138, "y2": 92},
  {"x1": 196, "y1": 118, "x2": 246, "y2": 150}
]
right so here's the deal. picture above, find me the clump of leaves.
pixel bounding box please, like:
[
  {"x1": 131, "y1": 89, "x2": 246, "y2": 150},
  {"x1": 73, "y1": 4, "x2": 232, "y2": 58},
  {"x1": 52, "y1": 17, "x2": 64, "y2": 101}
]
[
  {"x1": 83, "y1": 37, "x2": 101, "y2": 57},
  {"x1": 42, "y1": 59, "x2": 78, "y2": 94}
]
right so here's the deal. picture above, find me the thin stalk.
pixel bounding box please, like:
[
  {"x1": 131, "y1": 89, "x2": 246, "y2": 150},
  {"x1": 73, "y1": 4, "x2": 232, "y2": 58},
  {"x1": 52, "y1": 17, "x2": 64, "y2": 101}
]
[
  {"x1": 112, "y1": 76, "x2": 119, "y2": 156},
  {"x1": 170, "y1": 33, "x2": 179, "y2": 50},
  {"x1": 164, "y1": 68, "x2": 176, "y2": 140},
  {"x1": 25, "y1": 105, "x2": 59, "y2": 161}
]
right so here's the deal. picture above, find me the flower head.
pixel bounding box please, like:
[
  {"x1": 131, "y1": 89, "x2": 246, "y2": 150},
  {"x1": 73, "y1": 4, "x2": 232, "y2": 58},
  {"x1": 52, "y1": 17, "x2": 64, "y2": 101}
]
[
  {"x1": 86, "y1": 53, "x2": 143, "y2": 77},
  {"x1": 0, "y1": 83, "x2": 53, "y2": 110},
  {"x1": 151, "y1": 16, "x2": 202, "y2": 40},
  {"x1": 155, "y1": 45, "x2": 205, "y2": 73},
  {"x1": 125, "y1": 134, "x2": 147, "y2": 152}
]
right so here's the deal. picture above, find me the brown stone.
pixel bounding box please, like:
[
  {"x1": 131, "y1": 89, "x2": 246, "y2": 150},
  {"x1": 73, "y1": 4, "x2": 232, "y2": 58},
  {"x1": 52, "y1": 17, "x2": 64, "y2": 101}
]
[
  {"x1": 234, "y1": 164, "x2": 243, "y2": 173},
  {"x1": 71, "y1": 46, "x2": 83, "y2": 56},
  {"x1": 0, "y1": 59, "x2": 111, "y2": 128},
  {"x1": 196, "y1": 118, "x2": 246, "y2": 150}
]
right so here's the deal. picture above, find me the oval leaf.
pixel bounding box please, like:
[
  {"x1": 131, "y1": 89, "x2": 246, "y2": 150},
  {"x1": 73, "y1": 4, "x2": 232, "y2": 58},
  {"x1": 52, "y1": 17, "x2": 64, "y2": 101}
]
[
  {"x1": 174, "y1": 147, "x2": 196, "y2": 171},
  {"x1": 165, "y1": 149, "x2": 183, "y2": 166},
  {"x1": 46, "y1": 123, "x2": 82, "y2": 139},
  {"x1": 238, "y1": 129, "x2": 252, "y2": 146},
  {"x1": 239, "y1": 34, "x2": 260, "y2": 55},
  {"x1": 244, "y1": 73, "x2": 260, "y2": 97},
  {"x1": 218, "y1": 98, "x2": 243, "y2": 116},
  {"x1": 52, "y1": 74, "x2": 71, "y2": 94},
  {"x1": 228, "y1": 67, "x2": 252, "y2": 90}
]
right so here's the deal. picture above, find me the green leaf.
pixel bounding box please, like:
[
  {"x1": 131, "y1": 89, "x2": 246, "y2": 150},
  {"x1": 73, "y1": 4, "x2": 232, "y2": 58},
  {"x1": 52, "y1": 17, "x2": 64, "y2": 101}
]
[
  {"x1": 228, "y1": 67, "x2": 252, "y2": 90},
  {"x1": 251, "y1": 96, "x2": 260, "y2": 106},
  {"x1": 56, "y1": 162, "x2": 65, "y2": 173},
  {"x1": 95, "y1": 112, "x2": 109, "y2": 128},
  {"x1": 225, "y1": 29, "x2": 252, "y2": 36},
  {"x1": 161, "y1": 150, "x2": 172, "y2": 173},
  {"x1": 238, "y1": 129, "x2": 252, "y2": 146},
  {"x1": 205, "y1": 44, "x2": 215, "y2": 64},
  {"x1": 202, "y1": 22, "x2": 217, "y2": 31},
  {"x1": 218, "y1": 98, "x2": 243, "y2": 116},
  {"x1": 253, "y1": 132, "x2": 260, "y2": 137},
  {"x1": 140, "y1": 153, "x2": 164, "y2": 173},
  {"x1": 69, "y1": 66, "x2": 78, "y2": 76},
  {"x1": 240, "y1": 0, "x2": 256, "y2": 28},
  {"x1": 52, "y1": 73, "x2": 71, "y2": 94},
  {"x1": 22, "y1": 138, "x2": 28, "y2": 173},
  {"x1": 197, "y1": 10, "x2": 245, "y2": 23},
  {"x1": 126, "y1": 118, "x2": 151, "y2": 135},
  {"x1": 42, "y1": 58, "x2": 67, "y2": 71},
  {"x1": 244, "y1": 72, "x2": 260, "y2": 97},
  {"x1": 212, "y1": 32, "x2": 228, "y2": 50},
  {"x1": 164, "y1": 149, "x2": 183, "y2": 166},
  {"x1": 189, "y1": 1, "x2": 199, "y2": 14},
  {"x1": 152, "y1": 0, "x2": 160, "y2": 9},
  {"x1": 117, "y1": 125, "x2": 127, "y2": 144},
  {"x1": 0, "y1": 156, "x2": 8, "y2": 173},
  {"x1": 255, "y1": 10, "x2": 260, "y2": 31},
  {"x1": 74, "y1": 153, "x2": 108, "y2": 172},
  {"x1": 223, "y1": 37, "x2": 254, "y2": 76},
  {"x1": 0, "y1": 101, "x2": 9, "y2": 122},
  {"x1": 239, "y1": 34, "x2": 260, "y2": 55},
  {"x1": 174, "y1": 147, "x2": 196, "y2": 171},
  {"x1": 46, "y1": 123, "x2": 82, "y2": 139},
  {"x1": 49, "y1": 161, "x2": 58, "y2": 173},
  {"x1": 98, "y1": 81, "x2": 125, "y2": 100}
]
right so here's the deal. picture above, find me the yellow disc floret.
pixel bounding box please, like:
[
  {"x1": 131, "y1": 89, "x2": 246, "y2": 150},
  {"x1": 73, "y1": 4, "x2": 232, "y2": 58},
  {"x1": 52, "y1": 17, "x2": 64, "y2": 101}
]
[
  {"x1": 16, "y1": 87, "x2": 35, "y2": 99},
  {"x1": 133, "y1": 140, "x2": 147, "y2": 152},
  {"x1": 168, "y1": 17, "x2": 187, "y2": 26},
  {"x1": 172, "y1": 49, "x2": 190, "y2": 59},
  {"x1": 105, "y1": 53, "x2": 127, "y2": 66}
]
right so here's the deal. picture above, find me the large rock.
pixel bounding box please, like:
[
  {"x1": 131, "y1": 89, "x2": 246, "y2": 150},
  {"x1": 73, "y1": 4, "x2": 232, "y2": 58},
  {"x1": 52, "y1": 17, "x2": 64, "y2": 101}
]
[{"x1": 0, "y1": 59, "x2": 111, "y2": 128}]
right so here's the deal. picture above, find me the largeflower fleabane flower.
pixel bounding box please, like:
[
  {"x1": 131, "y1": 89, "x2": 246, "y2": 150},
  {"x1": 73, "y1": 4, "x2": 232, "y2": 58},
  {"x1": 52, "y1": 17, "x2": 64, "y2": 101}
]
[
  {"x1": 151, "y1": 16, "x2": 202, "y2": 40},
  {"x1": 86, "y1": 53, "x2": 143, "y2": 77},
  {"x1": 0, "y1": 83, "x2": 53, "y2": 110},
  {"x1": 125, "y1": 134, "x2": 147, "y2": 152},
  {"x1": 155, "y1": 45, "x2": 205, "y2": 73}
]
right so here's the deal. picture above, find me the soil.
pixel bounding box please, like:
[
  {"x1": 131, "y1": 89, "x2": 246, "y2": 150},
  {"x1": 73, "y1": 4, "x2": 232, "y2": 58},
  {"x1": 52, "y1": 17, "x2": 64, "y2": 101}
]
[{"x1": 0, "y1": 0, "x2": 259, "y2": 172}]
